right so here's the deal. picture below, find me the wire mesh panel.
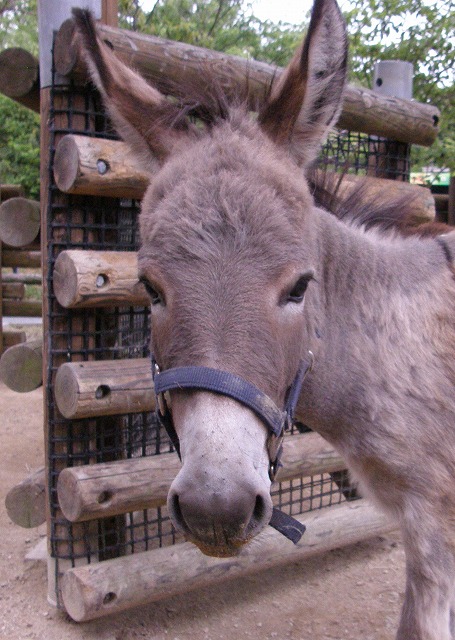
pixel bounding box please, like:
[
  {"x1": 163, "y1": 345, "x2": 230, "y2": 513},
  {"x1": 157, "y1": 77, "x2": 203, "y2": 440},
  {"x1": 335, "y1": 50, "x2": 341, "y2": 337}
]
[{"x1": 44, "y1": 69, "x2": 409, "y2": 599}]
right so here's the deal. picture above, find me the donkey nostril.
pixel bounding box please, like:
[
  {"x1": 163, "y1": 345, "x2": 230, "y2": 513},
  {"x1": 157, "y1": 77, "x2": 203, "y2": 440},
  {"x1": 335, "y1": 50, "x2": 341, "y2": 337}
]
[{"x1": 169, "y1": 492, "x2": 187, "y2": 532}]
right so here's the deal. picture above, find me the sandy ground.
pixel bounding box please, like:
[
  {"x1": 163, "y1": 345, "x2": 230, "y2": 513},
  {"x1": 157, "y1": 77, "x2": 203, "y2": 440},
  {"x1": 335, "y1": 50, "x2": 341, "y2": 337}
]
[{"x1": 0, "y1": 348, "x2": 406, "y2": 640}]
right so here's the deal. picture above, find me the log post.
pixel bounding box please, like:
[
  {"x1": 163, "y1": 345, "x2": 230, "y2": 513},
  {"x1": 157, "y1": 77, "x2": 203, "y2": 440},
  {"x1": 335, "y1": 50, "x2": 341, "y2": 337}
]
[
  {"x1": 0, "y1": 48, "x2": 40, "y2": 113},
  {"x1": 57, "y1": 431, "x2": 346, "y2": 523},
  {"x1": 53, "y1": 250, "x2": 148, "y2": 309},
  {"x1": 2, "y1": 273, "x2": 42, "y2": 285},
  {"x1": 2, "y1": 330, "x2": 27, "y2": 349},
  {"x1": 2, "y1": 249, "x2": 41, "y2": 269},
  {"x1": 54, "y1": 18, "x2": 440, "y2": 146},
  {"x1": 0, "y1": 185, "x2": 25, "y2": 202},
  {"x1": 2, "y1": 299, "x2": 42, "y2": 317},
  {"x1": 0, "y1": 339, "x2": 43, "y2": 392},
  {"x1": 53, "y1": 135, "x2": 150, "y2": 199},
  {"x1": 61, "y1": 500, "x2": 396, "y2": 622},
  {"x1": 54, "y1": 358, "x2": 152, "y2": 419},
  {"x1": 0, "y1": 198, "x2": 40, "y2": 247},
  {"x1": 2, "y1": 282, "x2": 26, "y2": 300},
  {"x1": 5, "y1": 467, "x2": 46, "y2": 528}
]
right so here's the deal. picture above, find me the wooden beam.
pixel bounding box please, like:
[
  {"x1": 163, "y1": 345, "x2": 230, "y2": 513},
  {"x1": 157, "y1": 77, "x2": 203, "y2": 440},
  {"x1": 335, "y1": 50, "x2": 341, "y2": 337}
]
[
  {"x1": 54, "y1": 249, "x2": 150, "y2": 308},
  {"x1": 0, "y1": 339, "x2": 43, "y2": 392},
  {"x1": 53, "y1": 249, "x2": 147, "y2": 309},
  {"x1": 61, "y1": 499, "x2": 396, "y2": 622},
  {"x1": 2, "y1": 273, "x2": 42, "y2": 285},
  {"x1": 53, "y1": 135, "x2": 150, "y2": 199},
  {"x1": 5, "y1": 467, "x2": 46, "y2": 528},
  {"x1": 0, "y1": 48, "x2": 40, "y2": 113},
  {"x1": 54, "y1": 357, "x2": 152, "y2": 418},
  {"x1": 54, "y1": 18, "x2": 440, "y2": 146},
  {"x1": 2, "y1": 282, "x2": 26, "y2": 300},
  {"x1": 2, "y1": 330, "x2": 27, "y2": 350},
  {"x1": 57, "y1": 431, "x2": 346, "y2": 523},
  {"x1": 2, "y1": 249, "x2": 41, "y2": 269},
  {"x1": 2, "y1": 299, "x2": 42, "y2": 317},
  {"x1": 0, "y1": 198, "x2": 40, "y2": 248},
  {"x1": 0, "y1": 185, "x2": 25, "y2": 202}
]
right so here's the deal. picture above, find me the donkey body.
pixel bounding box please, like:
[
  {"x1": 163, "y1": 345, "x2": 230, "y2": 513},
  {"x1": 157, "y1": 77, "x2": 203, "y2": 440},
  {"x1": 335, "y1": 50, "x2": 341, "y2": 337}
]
[{"x1": 74, "y1": 2, "x2": 455, "y2": 638}]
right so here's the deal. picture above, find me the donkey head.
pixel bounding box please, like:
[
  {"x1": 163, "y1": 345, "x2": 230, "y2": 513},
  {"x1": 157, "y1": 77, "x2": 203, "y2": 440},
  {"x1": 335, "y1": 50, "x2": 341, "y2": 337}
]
[{"x1": 74, "y1": 0, "x2": 347, "y2": 557}]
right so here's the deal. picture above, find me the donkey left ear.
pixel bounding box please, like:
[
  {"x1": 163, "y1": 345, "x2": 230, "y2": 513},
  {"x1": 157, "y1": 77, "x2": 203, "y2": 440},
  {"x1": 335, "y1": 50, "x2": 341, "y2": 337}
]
[{"x1": 259, "y1": 0, "x2": 348, "y2": 168}]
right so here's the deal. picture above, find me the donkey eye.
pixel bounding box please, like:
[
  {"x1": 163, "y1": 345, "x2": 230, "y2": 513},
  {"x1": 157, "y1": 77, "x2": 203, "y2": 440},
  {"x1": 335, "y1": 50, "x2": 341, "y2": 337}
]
[
  {"x1": 139, "y1": 277, "x2": 165, "y2": 306},
  {"x1": 286, "y1": 274, "x2": 313, "y2": 304}
]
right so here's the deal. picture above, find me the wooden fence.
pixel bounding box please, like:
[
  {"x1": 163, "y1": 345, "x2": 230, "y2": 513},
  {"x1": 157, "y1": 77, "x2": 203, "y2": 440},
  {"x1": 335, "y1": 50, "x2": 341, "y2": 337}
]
[{"x1": 0, "y1": 1, "x2": 447, "y2": 621}]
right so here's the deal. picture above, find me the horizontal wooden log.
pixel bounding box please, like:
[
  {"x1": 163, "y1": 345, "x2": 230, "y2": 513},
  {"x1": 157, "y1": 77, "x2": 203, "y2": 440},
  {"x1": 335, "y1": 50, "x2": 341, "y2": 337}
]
[
  {"x1": 0, "y1": 184, "x2": 25, "y2": 202},
  {"x1": 55, "y1": 18, "x2": 439, "y2": 146},
  {"x1": 0, "y1": 339, "x2": 43, "y2": 392},
  {"x1": 5, "y1": 467, "x2": 46, "y2": 528},
  {"x1": 53, "y1": 249, "x2": 146, "y2": 309},
  {"x1": 54, "y1": 357, "x2": 152, "y2": 419},
  {"x1": 2, "y1": 282, "x2": 25, "y2": 300},
  {"x1": 0, "y1": 48, "x2": 40, "y2": 113},
  {"x1": 2, "y1": 249, "x2": 41, "y2": 269},
  {"x1": 0, "y1": 198, "x2": 40, "y2": 247},
  {"x1": 2, "y1": 330, "x2": 27, "y2": 350},
  {"x1": 61, "y1": 499, "x2": 395, "y2": 621},
  {"x1": 57, "y1": 431, "x2": 345, "y2": 523},
  {"x1": 1, "y1": 273, "x2": 42, "y2": 285},
  {"x1": 2, "y1": 299, "x2": 42, "y2": 317},
  {"x1": 53, "y1": 134, "x2": 150, "y2": 199}
]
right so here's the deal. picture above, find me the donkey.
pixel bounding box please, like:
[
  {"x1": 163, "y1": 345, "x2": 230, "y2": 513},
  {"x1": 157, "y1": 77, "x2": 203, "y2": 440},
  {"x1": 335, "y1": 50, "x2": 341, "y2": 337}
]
[{"x1": 73, "y1": 1, "x2": 455, "y2": 638}]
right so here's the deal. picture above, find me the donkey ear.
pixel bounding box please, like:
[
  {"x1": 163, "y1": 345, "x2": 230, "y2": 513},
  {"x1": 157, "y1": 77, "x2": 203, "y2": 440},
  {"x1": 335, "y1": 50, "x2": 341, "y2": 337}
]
[
  {"x1": 258, "y1": 0, "x2": 347, "y2": 168},
  {"x1": 72, "y1": 9, "x2": 195, "y2": 165}
]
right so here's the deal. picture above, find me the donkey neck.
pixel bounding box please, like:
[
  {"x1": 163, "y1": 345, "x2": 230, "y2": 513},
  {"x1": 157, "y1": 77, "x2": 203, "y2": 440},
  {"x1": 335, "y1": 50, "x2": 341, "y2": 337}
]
[{"x1": 301, "y1": 207, "x2": 449, "y2": 438}]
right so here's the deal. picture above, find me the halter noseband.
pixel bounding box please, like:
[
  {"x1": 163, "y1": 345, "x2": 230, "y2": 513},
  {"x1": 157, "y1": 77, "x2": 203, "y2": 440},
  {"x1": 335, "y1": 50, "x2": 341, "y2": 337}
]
[{"x1": 151, "y1": 353, "x2": 313, "y2": 545}]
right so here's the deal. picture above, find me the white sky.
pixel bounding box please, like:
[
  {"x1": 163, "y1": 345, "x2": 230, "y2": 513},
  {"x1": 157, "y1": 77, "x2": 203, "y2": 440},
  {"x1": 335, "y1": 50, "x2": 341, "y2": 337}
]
[
  {"x1": 248, "y1": 0, "x2": 313, "y2": 23},
  {"x1": 140, "y1": 1, "x2": 318, "y2": 24}
]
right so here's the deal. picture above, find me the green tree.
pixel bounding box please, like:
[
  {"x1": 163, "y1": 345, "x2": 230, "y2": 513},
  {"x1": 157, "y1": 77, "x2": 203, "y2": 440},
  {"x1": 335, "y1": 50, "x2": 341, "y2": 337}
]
[
  {"x1": 0, "y1": 0, "x2": 39, "y2": 198},
  {"x1": 344, "y1": 0, "x2": 454, "y2": 171}
]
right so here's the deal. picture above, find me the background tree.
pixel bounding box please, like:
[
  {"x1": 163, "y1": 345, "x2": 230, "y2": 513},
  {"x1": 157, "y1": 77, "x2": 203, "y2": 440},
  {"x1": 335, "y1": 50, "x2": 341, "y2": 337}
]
[
  {"x1": 344, "y1": 0, "x2": 454, "y2": 172},
  {"x1": 0, "y1": 0, "x2": 452, "y2": 200},
  {"x1": 0, "y1": 0, "x2": 39, "y2": 198}
]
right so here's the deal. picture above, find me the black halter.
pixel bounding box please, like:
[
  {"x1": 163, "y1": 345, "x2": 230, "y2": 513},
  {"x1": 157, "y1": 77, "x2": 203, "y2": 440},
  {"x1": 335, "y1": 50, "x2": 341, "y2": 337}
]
[{"x1": 151, "y1": 353, "x2": 313, "y2": 545}]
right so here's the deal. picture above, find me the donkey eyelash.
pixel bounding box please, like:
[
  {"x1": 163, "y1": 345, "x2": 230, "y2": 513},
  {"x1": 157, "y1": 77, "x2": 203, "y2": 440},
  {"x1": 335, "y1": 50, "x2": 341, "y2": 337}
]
[
  {"x1": 284, "y1": 273, "x2": 315, "y2": 305},
  {"x1": 139, "y1": 276, "x2": 165, "y2": 306}
]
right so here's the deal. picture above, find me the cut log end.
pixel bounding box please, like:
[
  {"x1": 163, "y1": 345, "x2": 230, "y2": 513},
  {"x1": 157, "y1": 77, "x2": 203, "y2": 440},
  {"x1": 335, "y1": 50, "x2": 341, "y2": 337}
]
[
  {"x1": 5, "y1": 467, "x2": 46, "y2": 528},
  {"x1": 0, "y1": 48, "x2": 39, "y2": 98},
  {"x1": 53, "y1": 251, "x2": 79, "y2": 308},
  {"x1": 56, "y1": 468, "x2": 83, "y2": 522},
  {"x1": 54, "y1": 135, "x2": 81, "y2": 194},
  {"x1": 0, "y1": 197, "x2": 40, "y2": 247},
  {"x1": 54, "y1": 362, "x2": 83, "y2": 418},
  {"x1": 0, "y1": 340, "x2": 43, "y2": 392},
  {"x1": 54, "y1": 19, "x2": 80, "y2": 78}
]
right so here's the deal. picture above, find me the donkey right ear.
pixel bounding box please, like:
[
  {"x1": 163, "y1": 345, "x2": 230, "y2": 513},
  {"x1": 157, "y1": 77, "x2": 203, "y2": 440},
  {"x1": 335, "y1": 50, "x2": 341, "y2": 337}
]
[
  {"x1": 258, "y1": 0, "x2": 348, "y2": 168},
  {"x1": 72, "y1": 9, "x2": 195, "y2": 166}
]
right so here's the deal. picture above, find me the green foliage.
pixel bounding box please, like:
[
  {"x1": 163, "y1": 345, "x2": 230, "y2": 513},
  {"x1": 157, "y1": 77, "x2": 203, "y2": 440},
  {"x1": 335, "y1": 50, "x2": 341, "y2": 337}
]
[
  {"x1": 0, "y1": 94, "x2": 40, "y2": 198},
  {"x1": 0, "y1": 0, "x2": 38, "y2": 53},
  {"x1": 0, "y1": 0, "x2": 39, "y2": 197},
  {"x1": 344, "y1": 0, "x2": 454, "y2": 171}
]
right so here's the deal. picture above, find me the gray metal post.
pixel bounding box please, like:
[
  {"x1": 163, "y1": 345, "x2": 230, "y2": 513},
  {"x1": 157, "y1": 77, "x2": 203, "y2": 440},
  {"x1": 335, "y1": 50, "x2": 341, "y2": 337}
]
[
  {"x1": 37, "y1": 0, "x2": 102, "y2": 88},
  {"x1": 373, "y1": 60, "x2": 413, "y2": 100}
]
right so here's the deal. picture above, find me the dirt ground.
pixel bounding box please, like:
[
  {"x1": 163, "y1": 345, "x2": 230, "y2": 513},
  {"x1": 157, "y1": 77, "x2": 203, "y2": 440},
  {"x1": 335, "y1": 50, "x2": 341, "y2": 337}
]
[{"x1": 0, "y1": 332, "x2": 406, "y2": 640}]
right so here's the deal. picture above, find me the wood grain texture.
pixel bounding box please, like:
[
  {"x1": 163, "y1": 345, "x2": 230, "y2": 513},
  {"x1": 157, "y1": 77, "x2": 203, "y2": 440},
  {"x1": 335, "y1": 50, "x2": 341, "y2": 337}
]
[
  {"x1": 61, "y1": 500, "x2": 396, "y2": 621},
  {"x1": 54, "y1": 18, "x2": 440, "y2": 146}
]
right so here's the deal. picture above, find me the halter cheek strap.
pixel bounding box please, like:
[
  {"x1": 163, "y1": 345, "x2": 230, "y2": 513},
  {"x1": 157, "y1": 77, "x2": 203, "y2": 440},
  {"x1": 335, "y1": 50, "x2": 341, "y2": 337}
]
[{"x1": 151, "y1": 354, "x2": 313, "y2": 545}]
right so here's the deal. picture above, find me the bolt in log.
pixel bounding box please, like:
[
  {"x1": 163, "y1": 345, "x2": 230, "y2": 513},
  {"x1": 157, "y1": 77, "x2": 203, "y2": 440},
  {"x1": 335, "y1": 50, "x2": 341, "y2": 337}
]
[{"x1": 53, "y1": 134, "x2": 150, "y2": 199}]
